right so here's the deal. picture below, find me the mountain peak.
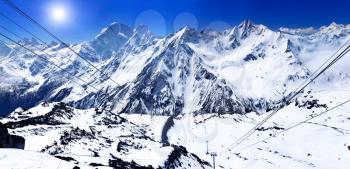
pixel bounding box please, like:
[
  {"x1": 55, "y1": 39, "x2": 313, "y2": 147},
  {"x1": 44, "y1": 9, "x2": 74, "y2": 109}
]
[
  {"x1": 169, "y1": 27, "x2": 198, "y2": 44},
  {"x1": 134, "y1": 24, "x2": 151, "y2": 35},
  {"x1": 88, "y1": 22, "x2": 133, "y2": 60},
  {"x1": 238, "y1": 20, "x2": 268, "y2": 31},
  {"x1": 123, "y1": 24, "x2": 155, "y2": 50},
  {"x1": 329, "y1": 22, "x2": 340, "y2": 27},
  {"x1": 229, "y1": 20, "x2": 267, "y2": 40},
  {"x1": 96, "y1": 22, "x2": 132, "y2": 39},
  {"x1": 239, "y1": 20, "x2": 254, "y2": 29},
  {"x1": 320, "y1": 22, "x2": 346, "y2": 31},
  {"x1": 176, "y1": 27, "x2": 190, "y2": 36}
]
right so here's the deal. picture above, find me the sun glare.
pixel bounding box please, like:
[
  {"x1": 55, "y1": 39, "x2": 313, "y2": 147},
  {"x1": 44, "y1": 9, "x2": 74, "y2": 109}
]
[{"x1": 49, "y1": 4, "x2": 69, "y2": 24}]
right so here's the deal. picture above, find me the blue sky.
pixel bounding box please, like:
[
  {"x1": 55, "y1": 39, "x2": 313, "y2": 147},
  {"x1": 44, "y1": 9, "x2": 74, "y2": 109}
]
[{"x1": 0, "y1": 0, "x2": 349, "y2": 43}]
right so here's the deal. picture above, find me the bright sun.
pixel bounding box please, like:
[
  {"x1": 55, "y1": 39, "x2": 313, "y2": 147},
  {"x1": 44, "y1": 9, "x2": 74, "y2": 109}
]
[{"x1": 49, "y1": 4, "x2": 69, "y2": 24}]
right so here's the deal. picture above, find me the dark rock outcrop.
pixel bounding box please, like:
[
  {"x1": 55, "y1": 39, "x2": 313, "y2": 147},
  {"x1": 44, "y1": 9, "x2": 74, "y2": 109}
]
[
  {"x1": 0, "y1": 122, "x2": 25, "y2": 149},
  {"x1": 5, "y1": 102, "x2": 74, "y2": 129},
  {"x1": 162, "y1": 145, "x2": 211, "y2": 169}
]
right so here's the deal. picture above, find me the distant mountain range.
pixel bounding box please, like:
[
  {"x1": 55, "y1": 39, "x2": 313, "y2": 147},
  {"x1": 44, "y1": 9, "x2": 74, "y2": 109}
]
[{"x1": 0, "y1": 20, "x2": 350, "y2": 116}]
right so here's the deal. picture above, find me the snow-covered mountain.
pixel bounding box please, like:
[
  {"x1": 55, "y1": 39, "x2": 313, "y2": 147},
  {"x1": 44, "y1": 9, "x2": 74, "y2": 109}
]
[
  {"x1": 1, "y1": 20, "x2": 350, "y2": 169},
  {"x1": 1, "y1": 20, "x2": 350, "y2": 116}
]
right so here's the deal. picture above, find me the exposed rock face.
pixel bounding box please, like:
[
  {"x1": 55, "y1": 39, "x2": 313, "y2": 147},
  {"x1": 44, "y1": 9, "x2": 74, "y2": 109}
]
[
  {"x1": 163, "y1": 145, "x2": 211, "y2": 169},
  {"x1": 0, "y1": 122, "x2": 25, "y2": 149}
]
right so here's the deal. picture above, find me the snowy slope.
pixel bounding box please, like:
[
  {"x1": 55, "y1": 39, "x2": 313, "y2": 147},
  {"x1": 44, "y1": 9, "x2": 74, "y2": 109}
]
[
  {"x1": 0, "y1": 148, "x2": 77, "y2": 169},
  {"x1": 1, "y1": 89, "x2": 349, "y2": 169},
  {"x1": 167, "y1": 90, "x2": 350, "y2": 169},
  {"x1": 0, "y1": 102, "x2": 211, "y2": 169}
]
